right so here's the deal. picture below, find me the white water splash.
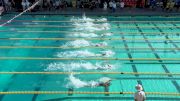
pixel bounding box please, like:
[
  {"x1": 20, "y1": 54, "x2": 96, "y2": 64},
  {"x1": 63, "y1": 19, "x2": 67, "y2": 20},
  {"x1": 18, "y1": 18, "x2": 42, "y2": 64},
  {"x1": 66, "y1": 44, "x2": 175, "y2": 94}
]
[
  {"x1": 101, "y1": 32, "x2": 113, "y2": 37},
  {"x1": 57, "y1": 50, "x2": 96, "y2": 57},
  {"x1": 56, "y1": 50, "x2": 114, "y2": 58},
  {"x1": 73, "y1": 22, "x2": 110, "y2": 32},
  {"x1": 45, "y1": 62, "x2": 115, "y2": 71},
  {"x1": 62, "y1": 39, "x2": 108, "y2": 48},
  {"x1": 67, "y1": 74, "x2": 91, "y2": 88},
  {"x1": 62, "y1": 39, "x2": 91, "y2": 48},
  {"x1": 66, "y1": 74, "x2": 111, "y2": 88},
  {"x1": 68, "y1": 32, "x2": 98, "y2": 38}
]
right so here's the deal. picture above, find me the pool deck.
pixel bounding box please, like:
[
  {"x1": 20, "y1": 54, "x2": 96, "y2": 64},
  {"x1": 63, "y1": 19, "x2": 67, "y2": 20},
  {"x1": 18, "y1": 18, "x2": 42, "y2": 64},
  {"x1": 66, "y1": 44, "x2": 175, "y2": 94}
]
[{"x1": 4, "y1": 7, "x2": 180, "y2": 16}]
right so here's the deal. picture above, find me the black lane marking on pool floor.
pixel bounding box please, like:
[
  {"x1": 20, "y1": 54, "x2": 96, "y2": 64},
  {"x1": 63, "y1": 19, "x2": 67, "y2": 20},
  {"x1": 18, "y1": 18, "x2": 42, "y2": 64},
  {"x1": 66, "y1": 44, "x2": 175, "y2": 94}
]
[
  {"x1": 141, "y1": 33, "x2": 180, "y2": 93},
  {"x1": 136, "y1": 23, "x2": 180, "y2": 92},
  {"x1": 0, "y1": 40, "x2": 22, "y2": 101},
  {"x1": 0, "y1": 75, "x2": 17, "y2": 101},
  {"x1": 153, "y1": 23, "x2": 179, "y2": 53},
  {"x1": 121, "y1": 34, "x2": 143, "y2": 85}
]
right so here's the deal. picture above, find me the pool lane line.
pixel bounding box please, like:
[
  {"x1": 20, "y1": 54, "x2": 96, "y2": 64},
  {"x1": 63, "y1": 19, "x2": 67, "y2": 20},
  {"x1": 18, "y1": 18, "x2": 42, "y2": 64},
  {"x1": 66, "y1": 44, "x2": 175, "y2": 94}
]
[
  {"x1": 2, "y1": 15, "x2": 180, "y2": 18},
  {"x1": 141, "y1": 32, "x2": 180, "y2": 93},
  {"x1": 2, "y1": 24, "x2": 180, "y2": 28},
  {"x1": 0, "y1": 72, "x2": 179, "y2": 75},
  {"x1": 0, "y1": 57, "x2": 179, "y2": 61},
  {"x1": 115, "y1": 77, "x2": 180, "y2": 80},
  {"x1": 0, "y1": 91, "x2": 179, "y2": 96},
  {"x1": 44, "y1": 96, "x2": 180, "y2": 101},
  {"x1": 16, "y1": 31, "x2": 180, "y2": 34},
  {"x1": 120, "y1": 24, "x2": 143, "y2": 86},
  {"x1": 1, "y1": 20, "x2": 180, "y2": 23},
  {"x1": 126, "y1": 62, "x2": 180, "y2": 64},
  {"x1": 0, "y1": 46, "x2": 178, "y2": 50},
  {"x1": 1, "y1": 37, "x2": 180, "y2": 41},
  {"x1": 0, "y1": 30, "x2": 179, "y2": 34}
]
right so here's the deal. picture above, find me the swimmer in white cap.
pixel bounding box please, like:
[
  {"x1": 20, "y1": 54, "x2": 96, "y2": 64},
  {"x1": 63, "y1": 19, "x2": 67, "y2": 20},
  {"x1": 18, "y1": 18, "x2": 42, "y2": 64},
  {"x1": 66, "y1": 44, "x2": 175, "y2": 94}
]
[{"x1": 134, "y1": 84, "x2": 146, "y2": 101}]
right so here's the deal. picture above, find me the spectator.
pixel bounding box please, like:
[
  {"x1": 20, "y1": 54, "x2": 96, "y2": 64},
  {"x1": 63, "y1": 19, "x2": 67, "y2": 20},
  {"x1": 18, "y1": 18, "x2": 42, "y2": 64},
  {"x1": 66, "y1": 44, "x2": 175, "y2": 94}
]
[
  {"x1": 4, "y1": 0, "x2": 13, "y2": 11},
  {"x1": 21, "y1": 0, "x2": 30, "y2": 11},
  {"x1": 150, "y1": 0, "x2": 156, "y2": 9},
  {"x1": 175, "y1": 0, "x2": 180, "y2": 11},
  {"x1": 72, "y1": 0, "x2": 76, "y2": 8},
  {"x1": 54, "y1": 0, "x2": 60, "y2": 9},
  {"x1": 120, "y1": 1, "x2": 125, "y2": 8},
  {"x1": 116, "y1": 1, "x2": 120, "y2": 8},
  {"x1": 165, "y1": 0, "x2": 175, "y2": 11},
  {"x1": 0, "y1": 3, "x2": 4, "y2": 15},
  {"x1": 34, "y1": 0, "x2": 43, "y2": 10},
  {"x1": 103, "y1": 2, "x2": 107, "y2": 11},
  {"x1": 134, "y1": 84, "x2": 146, "y2": 101},
  {"x1": 43, "y1": 0, "x2": 52, "y2": 10},
  {"x1": 112, "y1": 1, "x2": 116, "y2": 12},
  {"x1": 89, "y1": 0, "x2": 95, "y2": 10},
  {"x1": 109, "y1": 0, "x2": 113, "y2": 9}
]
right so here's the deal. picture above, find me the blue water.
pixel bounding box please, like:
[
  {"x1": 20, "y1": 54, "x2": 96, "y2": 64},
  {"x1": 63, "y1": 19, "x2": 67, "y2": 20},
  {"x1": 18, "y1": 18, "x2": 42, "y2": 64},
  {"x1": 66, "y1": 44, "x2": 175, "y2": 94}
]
[{"x1": 0, "y1": 14, "x2": 179, "y2": 101}]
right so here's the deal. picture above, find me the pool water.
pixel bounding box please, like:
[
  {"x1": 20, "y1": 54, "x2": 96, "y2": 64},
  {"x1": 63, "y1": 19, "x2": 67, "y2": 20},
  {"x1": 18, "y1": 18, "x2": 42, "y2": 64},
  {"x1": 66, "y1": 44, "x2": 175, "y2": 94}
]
[{"x1": 0, "y1": 14, "x2": 179, "y2": 101}]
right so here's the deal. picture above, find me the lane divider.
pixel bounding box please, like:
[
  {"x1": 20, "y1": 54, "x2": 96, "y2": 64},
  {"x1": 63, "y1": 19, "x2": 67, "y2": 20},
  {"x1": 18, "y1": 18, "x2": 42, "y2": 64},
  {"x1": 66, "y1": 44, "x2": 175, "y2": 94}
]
[
  {"x1": 0, "y1": 57, "x2": 179, "y2": 61},
  {"x1": 0, "y1": 46, "x2": 178, "y2": 50},
  {"x1": 1, "y1": 25, "x2": 180, "y2": 28},
  {"x1": 0, "y1": 38, "x2": 180, "y2": 41},
  {"x1": 0, "y1": 91, "x2": 179, "y2": 96},
  {"x1": 0, "y1": 72, "x2": 179, "y2": 75}
]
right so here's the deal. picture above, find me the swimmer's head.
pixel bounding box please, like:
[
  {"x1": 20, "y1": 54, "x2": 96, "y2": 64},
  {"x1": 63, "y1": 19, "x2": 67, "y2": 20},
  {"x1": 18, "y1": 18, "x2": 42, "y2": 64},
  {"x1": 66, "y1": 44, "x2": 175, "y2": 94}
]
[{"x1": 135, "y1": 84, "x2": 143, "y2": 91}]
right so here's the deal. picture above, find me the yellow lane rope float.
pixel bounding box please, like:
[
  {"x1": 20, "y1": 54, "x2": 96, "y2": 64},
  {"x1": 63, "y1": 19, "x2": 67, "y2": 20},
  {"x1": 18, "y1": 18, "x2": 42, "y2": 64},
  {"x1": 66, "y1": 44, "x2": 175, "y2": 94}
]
[
  {"x1": 29, "y1": 20, "x2": 180, "y2": 23},
  {"x1": 0, "y1": 57, "x2": 179, "y2": 61},
  {"x1": 0, "y1": 30, "x2": 179, "y2": 34},
  {"x1": 0, "y1": 72, "x2": 179, "y2": 75},
  {"x1": 0, "y1": 46, "x2": 178, "y2": 50},
  {"x1": 16, "y1": 31, "x2": 180, "y2": 34},
  {"x1": 2, "y1": 25, "x2": 180, "y2": 28},
  {"x1": 0, "y1": 38, "x2": 180, "y2": 41},
  {"x1": 0, "y1": 91, "x2": 179, "y2": 96}
]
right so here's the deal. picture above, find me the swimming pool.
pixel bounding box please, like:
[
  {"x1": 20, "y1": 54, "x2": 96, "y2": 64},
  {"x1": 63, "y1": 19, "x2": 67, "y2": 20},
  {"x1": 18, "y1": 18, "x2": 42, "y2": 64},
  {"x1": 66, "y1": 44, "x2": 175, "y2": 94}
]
[{"x1": 0, "y1": 14, "x2": 179, "y2": 101}]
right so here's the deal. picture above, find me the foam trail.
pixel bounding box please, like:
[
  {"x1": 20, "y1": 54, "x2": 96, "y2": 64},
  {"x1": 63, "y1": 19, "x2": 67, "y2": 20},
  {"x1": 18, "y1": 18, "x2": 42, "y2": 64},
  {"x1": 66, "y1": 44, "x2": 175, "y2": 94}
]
[
  {"x1": 67, "y1": 74, "x2": 99, "y2": 88},
  {"x1": 57, "y1": 50, "x2": 96, "y2": 57},
  {"x1": 62, "y1": 39, "x2": 91, "y2": 48},
  {"x1": 62, "y1": 39, "x2": 108, "y2": 48},
  {"x1": 45, "y1": 62, "x2": 115, "y2": 71},
  {"x1": 0, "y1": 0, "x2": 40, "y2": 27},
  {"x1": 56, "y1": 50, "x2": 114, "y2": 58},
  {"x1": 68, "y1": 74, "x2": 89, "y2": 88},
  {"x1": 73, "y1": 22, "x2": 110, "y2": 32},
  {"x1": 68, "y1": 32, "x2": 98, "y2": 38}
]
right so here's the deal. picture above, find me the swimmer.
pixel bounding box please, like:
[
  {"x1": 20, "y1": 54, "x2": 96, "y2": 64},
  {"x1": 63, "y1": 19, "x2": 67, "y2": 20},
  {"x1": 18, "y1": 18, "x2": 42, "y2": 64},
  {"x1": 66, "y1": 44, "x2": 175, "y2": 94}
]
[
  {"x1": 87, "y1": 77, "x2": 112, "y2": 87},
  {"x1": 100, "y1": 32, "x2": 113, "y2": 37},
  {"x1": 94, "y1": 42, "x2": 107, "y2": 47},
  {"x1": 96, "y1": 64, "x2": 112, "y2": 70}
]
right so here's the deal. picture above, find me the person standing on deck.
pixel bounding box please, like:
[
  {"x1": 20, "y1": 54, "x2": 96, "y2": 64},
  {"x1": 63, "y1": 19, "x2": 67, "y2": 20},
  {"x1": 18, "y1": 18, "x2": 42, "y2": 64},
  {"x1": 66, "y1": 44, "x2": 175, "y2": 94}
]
[
  {"x1": 0, "y1": 3, "x2": 4, "y2": 15},
  {"x1": 134, "y1": 84, "x2": 146, "y2": 101}
]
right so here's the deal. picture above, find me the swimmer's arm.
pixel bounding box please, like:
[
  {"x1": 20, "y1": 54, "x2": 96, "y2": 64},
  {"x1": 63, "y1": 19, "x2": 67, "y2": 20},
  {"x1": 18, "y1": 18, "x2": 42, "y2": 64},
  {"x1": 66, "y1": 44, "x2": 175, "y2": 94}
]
[{"x1": 134, "y1": 93, "x2": 137, "y2": 101}]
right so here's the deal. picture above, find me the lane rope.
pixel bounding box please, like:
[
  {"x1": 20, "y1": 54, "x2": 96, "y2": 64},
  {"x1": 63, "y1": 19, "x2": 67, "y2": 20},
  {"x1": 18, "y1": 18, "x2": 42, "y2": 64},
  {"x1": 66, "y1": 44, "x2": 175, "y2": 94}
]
[
  {"x1": 0, "y1": 57, "x2": 179, "y2": 61},
  {"x1": 0, "y1": 72, "x2": 179, "y2": 75}
]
